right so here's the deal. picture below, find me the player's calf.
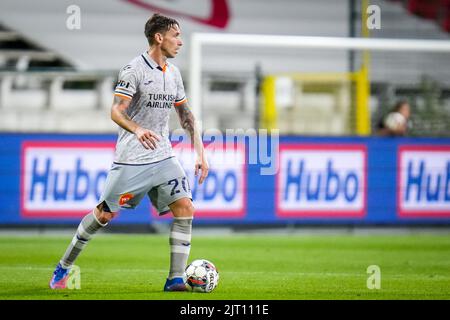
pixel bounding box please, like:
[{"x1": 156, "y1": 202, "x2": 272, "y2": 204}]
[
  {"x1": 50, "y1": 204, "x2": 113, "y2": 288},
  {"x1": 165, "y1": 198, "x2": 194, "y2": 291}
]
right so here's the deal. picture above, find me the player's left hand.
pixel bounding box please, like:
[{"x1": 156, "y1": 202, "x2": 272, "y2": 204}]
[{"x1": 195, "y1": 155, "x2": 209, "y2": 185}]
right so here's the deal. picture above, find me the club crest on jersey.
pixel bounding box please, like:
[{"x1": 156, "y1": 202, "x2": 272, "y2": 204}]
[{"x1": 119, "y1": 193, "x2": 134, "y2": 206}]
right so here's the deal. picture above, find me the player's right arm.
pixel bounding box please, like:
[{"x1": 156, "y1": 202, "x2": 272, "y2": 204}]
[
  {"x1": 110, "y1": 95, "x2": 160, "y2": 150},
  {"x1": 112, "y1": 65, "x2": 160, "y2": 150}
]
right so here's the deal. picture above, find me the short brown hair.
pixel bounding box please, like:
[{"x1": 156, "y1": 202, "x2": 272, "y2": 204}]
[
  {"x1": 144, "y1": 13, "x2": 179, "y2": 46},
  {"x1": 393, "y1": 100, "x2": 409, "y2": 112}
]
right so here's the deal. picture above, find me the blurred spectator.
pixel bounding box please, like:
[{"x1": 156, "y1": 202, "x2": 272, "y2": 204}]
[{"x1": 376, "y1": 100, "x2": 411, "y2": 136}]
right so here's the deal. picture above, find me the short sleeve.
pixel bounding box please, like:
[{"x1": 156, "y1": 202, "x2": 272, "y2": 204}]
[
  {"x1": 174, "y1": 68, "x2": 187, "y2": 106},
  {"x1": 114, "y1": 65, "x2": 137, "y2": 100}
]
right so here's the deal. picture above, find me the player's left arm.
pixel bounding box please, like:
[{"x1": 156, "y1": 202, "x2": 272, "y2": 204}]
[{"x1": 175, "y1": 102, "x2": 209, "y2": 184}]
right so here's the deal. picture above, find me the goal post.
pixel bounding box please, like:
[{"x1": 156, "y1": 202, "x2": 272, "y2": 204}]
[
  {"x1": 189, "y1": 33, "x2": 450, "y2": 135},
  {"x1": 260, "y1": 70, "x2": 369, "y2": 134}
]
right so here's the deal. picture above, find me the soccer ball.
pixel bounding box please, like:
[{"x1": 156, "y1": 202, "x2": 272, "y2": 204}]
[
  {"x1": 185, "y1": 259, "x2": 219, "y2": 293},
  {"x1": 384, "y1": 112, "x2": 406, "y2": 131}
]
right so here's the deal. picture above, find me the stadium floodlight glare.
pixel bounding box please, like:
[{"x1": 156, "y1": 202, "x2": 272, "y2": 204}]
[{"x1": 189, "y1": 33, "x2": 450, "y2": 123}]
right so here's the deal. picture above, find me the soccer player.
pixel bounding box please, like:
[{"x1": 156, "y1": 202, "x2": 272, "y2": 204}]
[{"x1": 49, "y1": 13, "x2": 208, "y2": 291}]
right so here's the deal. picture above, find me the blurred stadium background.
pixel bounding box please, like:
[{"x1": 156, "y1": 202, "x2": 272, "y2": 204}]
[
  {"x1": 0, "y1": 0, "x2": 449, "y2": 228},
  {"x1": 0, "y1": 0, "x2": 449, "y2": 300}
]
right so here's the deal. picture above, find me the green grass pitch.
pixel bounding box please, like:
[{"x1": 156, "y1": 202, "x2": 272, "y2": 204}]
[{"x1": 0, "y1": 233, "x2": 449, "y2": 300}]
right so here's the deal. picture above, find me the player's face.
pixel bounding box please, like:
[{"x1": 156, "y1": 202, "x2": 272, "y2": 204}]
[
  {"x1": 161, "y1": 24, "x2": 183, "y2": 58},
  {"x1": 399, "y1": 103, "x2": 411, "y2": 119}
]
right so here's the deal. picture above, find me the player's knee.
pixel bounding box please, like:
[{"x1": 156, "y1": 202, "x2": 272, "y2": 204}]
[
  {"x1": 95, "y1": 203, "x2": 118, "y2": 224},
  {"x1": 98, "y1": 211, "x2": 117, "y2": 224},
  {"x1": 178, "y1": 201, "x2": 194, "y2": 217},
  {"x1": 170, "y1": 198, "x2": 195, "y2": 218}
]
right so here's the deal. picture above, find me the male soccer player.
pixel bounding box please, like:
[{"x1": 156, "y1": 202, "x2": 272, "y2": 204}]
[{"x1": 49, "y1": 14, "x2": 208, "y2": 292}]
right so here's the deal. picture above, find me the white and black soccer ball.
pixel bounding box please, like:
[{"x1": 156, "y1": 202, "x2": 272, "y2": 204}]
[
  {"x1": 384, "y1": 112, "x2": 406, "y2": 131},
  {"x1": 185, "y1": 259, "x2": 219, "y2": 293}
]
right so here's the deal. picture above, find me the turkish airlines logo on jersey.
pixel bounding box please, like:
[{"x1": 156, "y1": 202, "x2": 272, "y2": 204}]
[
  {"x1": 124, "y1": 0, "x2": 230, "y2": 29},
  {"x1": 146, "y1": 93, "x2": 175, "y2": 109}
]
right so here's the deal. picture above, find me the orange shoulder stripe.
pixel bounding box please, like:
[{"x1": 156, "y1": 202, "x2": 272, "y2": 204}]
[{"x1": 114, "y1": 93, "x2": 132, "y2": 100}]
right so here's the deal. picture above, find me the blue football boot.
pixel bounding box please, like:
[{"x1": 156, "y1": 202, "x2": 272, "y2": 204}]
[
  {"x1": 49, "y1": 263, "x2": 70, "y2": 289},
  {"x1": 164, "y1": 277, "x2": 188, "y2": 292}
]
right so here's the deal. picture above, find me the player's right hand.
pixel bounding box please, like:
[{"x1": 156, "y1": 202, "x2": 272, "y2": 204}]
[{"x1": 134, "y1": 127, "x2": 161, "y2": 150}]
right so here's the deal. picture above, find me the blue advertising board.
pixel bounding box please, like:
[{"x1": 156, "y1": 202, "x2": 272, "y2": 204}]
[{"x1": 0, "y1": 133, "x2": 449, "y2": 225}]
